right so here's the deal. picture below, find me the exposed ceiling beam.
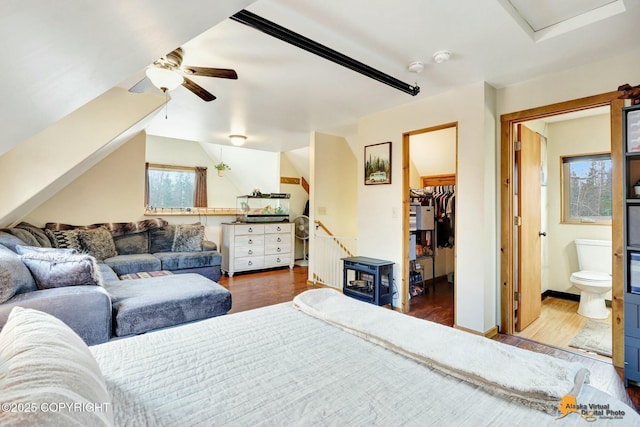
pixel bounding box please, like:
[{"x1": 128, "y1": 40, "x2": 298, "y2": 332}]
[{"x1": 230, "y1": 9, "x2": 420, "y2": 96}]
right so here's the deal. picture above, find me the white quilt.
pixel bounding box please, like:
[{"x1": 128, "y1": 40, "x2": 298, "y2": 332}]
[{"x1": 90, "y1": 290, "x2": 639, "y2": 426}]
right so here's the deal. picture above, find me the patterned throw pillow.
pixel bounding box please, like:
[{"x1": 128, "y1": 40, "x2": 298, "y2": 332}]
[
  {"x1": 172, "y1": 224, "x2": 205, "y2": 252},
  {"x1": 45, "y1": 229, "x2": 82, "y2": 251},
  {"x1": 75, "y1": 227, "x2": 117, "y2": 261}
]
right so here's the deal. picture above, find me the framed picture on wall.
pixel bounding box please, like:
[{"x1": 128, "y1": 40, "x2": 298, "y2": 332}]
[{"x1": 364, "y1": 141, "x2": 391, "y2": 185}]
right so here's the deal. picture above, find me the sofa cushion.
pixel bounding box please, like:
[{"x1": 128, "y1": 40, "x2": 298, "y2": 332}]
[
  {"x1": 21, "y1": 251, "x2": 102, "y2": 289},
  {"x1": 153, "y1": 250, "x2": 221, "y2": 271},
  {"x1": 149, "y1": 225, "x2": 175, "y2": 253},
  {"x1": 75, "y1": 227, "x2": 117, "y2": 260},
  {"x1": 103, "y1": 273, "x2": 231, "y2": 336},
  {"x1": 10, "y1": 222, "x2": 53, "y2": 247},
  {"x1": 104, "y1": 254, "x2": 161, "y2": 275},
  {"x1": 0, "y1": 245, "x2": 37, "y2": 302},
  {"x1": 113, "y1": 232, "x2": 149, "y2": 255},
  {"x1": 0, "y1": 307, "x2": 113, "y2": 426},
  {"x1": 97, "y1": 263, "x2": 119, "y2": 283},
  {"x1": 0, "y1": 231, "x2": 28, "y2": 252}
]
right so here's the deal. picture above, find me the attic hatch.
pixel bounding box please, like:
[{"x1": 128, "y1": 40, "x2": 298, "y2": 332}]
[{"x1": 498, "y1": 0, "x2": 626, "y2": 42}]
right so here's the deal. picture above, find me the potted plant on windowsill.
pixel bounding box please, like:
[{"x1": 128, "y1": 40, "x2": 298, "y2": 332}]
[{"x1": 214, "y1": 162, "x2": 231, "y2": 177}]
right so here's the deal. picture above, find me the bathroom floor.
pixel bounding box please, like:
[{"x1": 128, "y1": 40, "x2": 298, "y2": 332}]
[{"x1": 514, "y1": 297, "x2": 612, "y2": 362}]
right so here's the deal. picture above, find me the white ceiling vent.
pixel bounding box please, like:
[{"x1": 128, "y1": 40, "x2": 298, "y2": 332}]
[{"x1": 498, "y1": 0, "x2": 626, "y2": 42}]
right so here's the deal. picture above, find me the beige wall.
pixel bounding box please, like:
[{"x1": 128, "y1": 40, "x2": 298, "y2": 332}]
[
  {"x1": 25, "y1": 132, "x2": 147, "y2": 226},
  {"x1": 358, "y1": 81, "x2": 498, "y2": 332},
  {"x1": 545, "y1": 114, "x2": 612, "y2": 297}
]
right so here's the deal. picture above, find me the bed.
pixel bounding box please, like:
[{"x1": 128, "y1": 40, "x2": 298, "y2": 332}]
[{"x1": 0, "y1": 288, "x2": 637, "y2": 426}]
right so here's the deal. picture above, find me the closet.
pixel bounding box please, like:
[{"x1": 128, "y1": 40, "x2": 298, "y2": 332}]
[{"x1": 407, "y1": 125, "x2": 457, "y2": 308}]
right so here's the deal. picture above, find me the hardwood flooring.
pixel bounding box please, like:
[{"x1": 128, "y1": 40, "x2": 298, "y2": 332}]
[{"x1": 216, "y1": 266, "x2": 640, "y2": 412}]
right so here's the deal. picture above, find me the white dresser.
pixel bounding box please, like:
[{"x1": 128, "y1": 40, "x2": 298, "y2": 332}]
[{"x1": 221, "y1": 222, "x2": 294, "y2": 277}]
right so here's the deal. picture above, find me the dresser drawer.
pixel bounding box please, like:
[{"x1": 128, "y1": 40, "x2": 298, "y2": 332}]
[
  {"x1": 264, "y1": 254, "x2": 291, "y2": 267},
  {"x1": 264, "y1": 233, "x2": 289, "y2": 245},
  {"x1": 234, "y1": 256, "x2": 264, "y2": 271},
  {"x1": 234, "y1": 245, "x2": 265, "y2": 258},
  {"x1": 233, "y1": 224, "x2": 265, "y2": 236},
  {"x1": 265, "y1": 242, "x2": 291, "y2": 255},
  {"x1": 265, "y1": 223, "x2": 291, "y2": 234},
  {"x1": 235, "y1": 235, "x2": 265, "y2": 247}
]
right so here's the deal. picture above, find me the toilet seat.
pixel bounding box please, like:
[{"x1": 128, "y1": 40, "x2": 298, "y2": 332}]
[{"x1": 570, "y1": 270, "x2": 611, "y2": 284}]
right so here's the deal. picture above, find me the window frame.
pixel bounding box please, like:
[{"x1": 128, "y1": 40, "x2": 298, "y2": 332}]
[
  {"x1": 145, "y1": 163, "x2": 199, "y2": 209},
  {"x1": 560, "y1": 152, "x2": 612, "y2": 225}
]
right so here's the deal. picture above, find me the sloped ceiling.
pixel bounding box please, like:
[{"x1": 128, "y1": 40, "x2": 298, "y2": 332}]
[
  {"x1": 0, "y1": 0, "x2": 253, "y2": 157},
  {"x1": 2, "y1": 0, "x2": 640, "y2": 156}
]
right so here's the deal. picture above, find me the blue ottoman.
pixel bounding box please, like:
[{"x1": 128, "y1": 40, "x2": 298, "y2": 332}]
[{"x1": 103, "y1": 273, "x2": 231, "y2": 337}]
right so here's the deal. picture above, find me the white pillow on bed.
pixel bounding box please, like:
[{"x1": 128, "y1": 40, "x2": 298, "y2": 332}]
[{"x1": 0, "y1": 307, "x2": 113, "y2": 426}]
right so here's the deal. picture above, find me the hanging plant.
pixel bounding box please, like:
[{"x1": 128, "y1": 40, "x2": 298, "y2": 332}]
[{"x1": 215, "y1": 162, "x2": 231, "y2": 177}]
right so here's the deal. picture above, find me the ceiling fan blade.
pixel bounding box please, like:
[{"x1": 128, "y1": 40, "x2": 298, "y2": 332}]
[
  {"x1": 182, "y1": 77, "x2": 216, "y2": 102},
  {"x1": 183, "y1": 66, "x2": 238, "y2": 79}
]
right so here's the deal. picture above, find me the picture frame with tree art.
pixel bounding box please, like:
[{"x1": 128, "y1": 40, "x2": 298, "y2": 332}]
[{"x1": 364, "y1": 141, "x2": 391, "y2": 185}]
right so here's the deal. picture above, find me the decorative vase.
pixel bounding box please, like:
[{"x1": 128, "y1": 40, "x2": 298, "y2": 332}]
[{"x1": 218, "y1": 170, "x2": 225, "y2": 177}]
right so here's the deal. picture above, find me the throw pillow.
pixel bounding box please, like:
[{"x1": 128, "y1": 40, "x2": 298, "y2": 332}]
[
  {"x1": 76, "y1": 227, "x2": 117, "y2": 260},
  {"x1": 172, "y1": 224, "x2": 205, "y2": 252},
  {"x1": 46, "y1": 228, "x2": 82, "y2": 251},
  {"x1": 15, "y1": 245, "x2": 77, "y2": 255},
  {"x1": 0, "y1": 307, "x2": 114, "y2": 427},
  {"x1": 21, "y1": 251, "x2": 102, "y2": 289}
]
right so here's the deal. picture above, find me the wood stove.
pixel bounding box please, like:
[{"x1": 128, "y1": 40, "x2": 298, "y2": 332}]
[{"x1": 342, "y1": 256, "x2": 393, "y2": 309}]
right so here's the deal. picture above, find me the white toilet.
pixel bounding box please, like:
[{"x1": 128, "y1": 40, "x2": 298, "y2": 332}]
[{"x1": 570, "y1": 239, "x2": 612, "y2": 319}]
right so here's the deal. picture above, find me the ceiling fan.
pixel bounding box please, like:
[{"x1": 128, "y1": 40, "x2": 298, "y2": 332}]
[{"x1": 143, "y1": 47, "x2": 237, "y2": 102}]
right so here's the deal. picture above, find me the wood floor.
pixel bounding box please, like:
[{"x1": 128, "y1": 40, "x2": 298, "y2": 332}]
[{"x1": 216, "y1": 266, "x2": 640, "y2": 412}]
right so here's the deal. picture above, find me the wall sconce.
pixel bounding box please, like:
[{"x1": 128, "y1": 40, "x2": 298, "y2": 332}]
[{"x1": 229, "y1": 135, "x2": 247, "y2": 146}]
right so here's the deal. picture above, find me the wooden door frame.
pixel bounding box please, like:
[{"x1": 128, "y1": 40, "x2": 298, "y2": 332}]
[
  {"x1": 402, "y1": 122, "x2": 458, "y2": 314},
  {"x1": 500, "y1": 91, "x2": 625, "y2": 367}
]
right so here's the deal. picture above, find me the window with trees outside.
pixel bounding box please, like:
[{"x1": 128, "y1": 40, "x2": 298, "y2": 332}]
[
  {"x1": 145, "y1": 163, "x2": 208, "y2": 209},
  {"x1": 561, "y1": 153, "x2": 612, "y2": 224}
]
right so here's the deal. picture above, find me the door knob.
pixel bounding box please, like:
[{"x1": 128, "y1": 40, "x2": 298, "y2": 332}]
[{"x1": 539, "y1": 231, "x2": 547, "y2": 237}]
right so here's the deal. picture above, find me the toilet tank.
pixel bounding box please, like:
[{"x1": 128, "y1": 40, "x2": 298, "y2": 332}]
[{"x1": 575, "y1": 239, "x2": 612, "y2": 274}]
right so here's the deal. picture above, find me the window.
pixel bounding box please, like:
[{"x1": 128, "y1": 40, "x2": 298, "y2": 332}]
[
  {"x1": 145, "y1": 163, "x2": 208, "y2": 208},
  {"x1": 561, "y1": 153, "x2": 612, "y2": 224}
]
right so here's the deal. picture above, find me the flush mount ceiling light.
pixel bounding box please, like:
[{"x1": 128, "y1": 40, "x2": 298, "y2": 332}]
[
  {"x1": 145, "y1": 67, "x2": 184, "y2": 92},
  {"x1": 432, "y1": 51, "x2": 451, "y2": 64},
  {"x1": 229, "y1": 135, "x2": 247, "y2": 146},
  {"x1": 407, "y1": 61, "x2": 425, "y2": 73}
]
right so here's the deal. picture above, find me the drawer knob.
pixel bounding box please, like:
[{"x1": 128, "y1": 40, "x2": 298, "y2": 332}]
[
  {"x1": 277, "y1": 226, "x2": 281, "y2": 231},
  {"x1": 248, "y1": 227, "x2": 253, "y2": 233},
  {"x1": 248, "y1": 239, "x2": 253, "y2": 244},
  {"x1": 248, "y1": 261, "x2": 253, "y2": 266},
  {"x1": 277, "y1": 257, "x2": 281, "y2": 263},
  {"x1": 277, "y1": 247, "x2": 281, "y2": 252},
  {"x1": 277, "y1": 237, "x2": 281, "y2": 242},
  {"x1": 248, "y1": 249, "x2": 253, "y2": 255}
]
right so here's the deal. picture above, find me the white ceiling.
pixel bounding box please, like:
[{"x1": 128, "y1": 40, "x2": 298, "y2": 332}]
[{"x1": 2, "y1": 0, "x2": 639, "y2": 155}]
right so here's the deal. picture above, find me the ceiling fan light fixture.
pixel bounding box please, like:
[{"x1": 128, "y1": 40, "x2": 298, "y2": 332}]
[
  {"x1": 146, "y1": 66, "x2": 184, "y2": 92},
  {"x1": 229, "y1": 134, "x2": 247, "y2": 146}
]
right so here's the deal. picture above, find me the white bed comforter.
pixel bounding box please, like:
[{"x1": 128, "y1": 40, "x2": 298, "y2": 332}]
[{"x1": 90, "y1": 290, "x2": 639, "y2": 427}]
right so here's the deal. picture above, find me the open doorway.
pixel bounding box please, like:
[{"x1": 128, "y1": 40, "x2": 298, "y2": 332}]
[
  {"x1": 500, "y1": 91, "x2": 625, "y2": 367},
  {"x1": 512, "y1": 108, "x2": 613, "y2": 361},
  {"x1": 403, "y1": 123, "x2": 457, "y2": 325}
]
